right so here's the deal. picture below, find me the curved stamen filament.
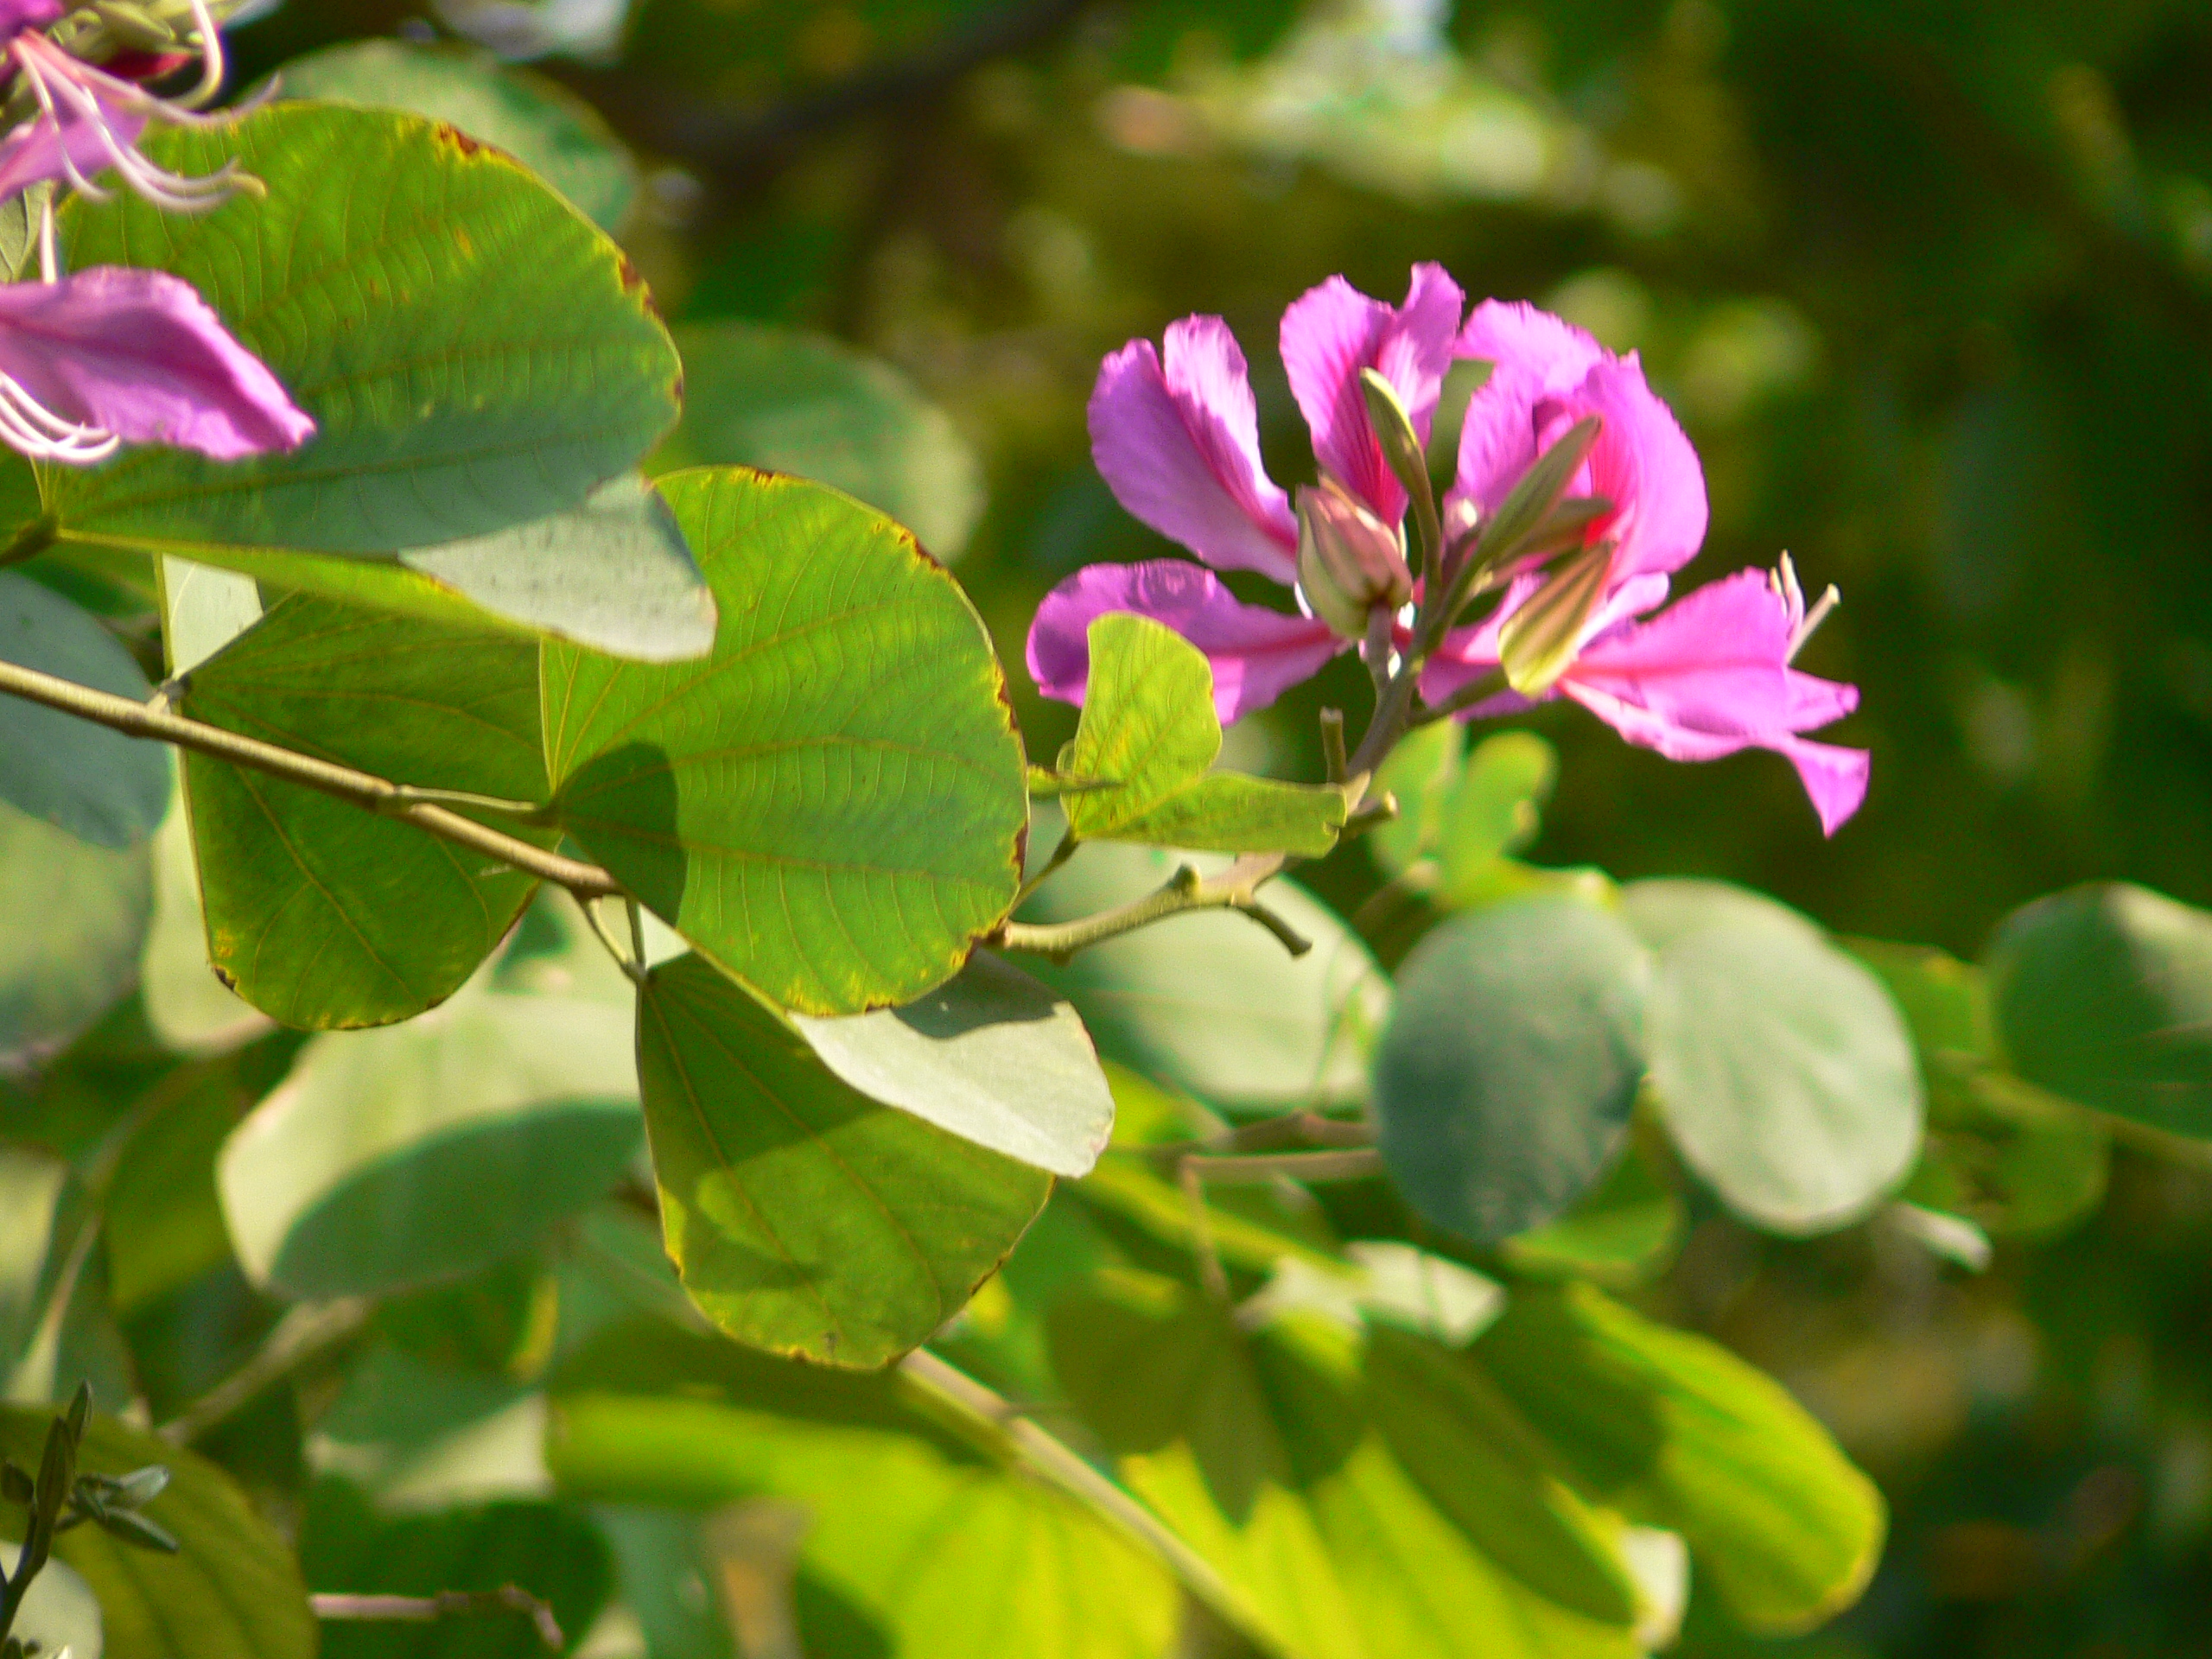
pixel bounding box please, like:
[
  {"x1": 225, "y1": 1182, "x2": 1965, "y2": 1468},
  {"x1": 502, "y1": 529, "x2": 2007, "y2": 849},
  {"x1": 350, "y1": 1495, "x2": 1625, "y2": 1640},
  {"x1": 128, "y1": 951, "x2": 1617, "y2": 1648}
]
[
  {"x1": 0, "y1": 372, "x2": 117, "y2": 463},
  {"x1": 177, "y1": 0, "x2": 226, "y2": 111}
]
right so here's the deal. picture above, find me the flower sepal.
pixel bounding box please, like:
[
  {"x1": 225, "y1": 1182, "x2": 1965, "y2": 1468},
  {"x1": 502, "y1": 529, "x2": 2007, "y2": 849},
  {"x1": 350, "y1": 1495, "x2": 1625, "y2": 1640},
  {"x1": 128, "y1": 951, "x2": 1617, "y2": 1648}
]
[
  {"x1": 1497, "y1": 538, "x2": 1616, "y2": 696},
  {"x1": 1295, "y1": 478, "x2": 1413, "y2": 640}
]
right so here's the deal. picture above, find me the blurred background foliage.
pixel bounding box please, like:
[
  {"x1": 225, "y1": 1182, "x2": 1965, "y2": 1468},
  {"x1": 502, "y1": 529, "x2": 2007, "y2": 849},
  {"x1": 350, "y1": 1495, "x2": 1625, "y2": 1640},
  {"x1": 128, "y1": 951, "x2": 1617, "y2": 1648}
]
[{"x1": 30, "y1": 0, "x2": 2212, "y2": 1654}]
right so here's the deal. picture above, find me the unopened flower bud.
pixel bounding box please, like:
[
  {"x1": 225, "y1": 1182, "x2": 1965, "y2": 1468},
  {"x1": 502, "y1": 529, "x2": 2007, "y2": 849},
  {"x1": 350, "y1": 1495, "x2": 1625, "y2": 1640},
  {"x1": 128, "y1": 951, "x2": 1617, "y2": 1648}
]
[{"x1": 1296, "y1": 480, "x2": 1413, "y2": 639}]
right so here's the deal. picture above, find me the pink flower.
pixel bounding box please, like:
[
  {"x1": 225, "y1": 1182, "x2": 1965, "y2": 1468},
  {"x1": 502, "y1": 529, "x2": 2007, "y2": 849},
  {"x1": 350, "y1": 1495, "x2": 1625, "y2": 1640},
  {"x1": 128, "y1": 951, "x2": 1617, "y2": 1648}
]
[
  {"x1": 1027, "y1": 265, "x2": 1463, "y2": 724},
  {"x1": 0, "y1": 264, "x2": 314, "y2": 463},
  {"x1": 0, "y1": 0, "x2": 257, "y2": 213}
]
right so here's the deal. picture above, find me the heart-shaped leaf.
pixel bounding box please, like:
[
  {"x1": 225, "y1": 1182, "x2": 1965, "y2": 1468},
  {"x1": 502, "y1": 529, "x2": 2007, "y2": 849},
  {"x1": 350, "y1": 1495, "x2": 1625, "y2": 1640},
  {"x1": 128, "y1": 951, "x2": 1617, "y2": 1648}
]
[
  {"x1": 637, "y1": 953, "x2": 1049, "y2": 1367},
  {"x1": 546, "y1": 467, "x2": 1028, "y2": 1017}
]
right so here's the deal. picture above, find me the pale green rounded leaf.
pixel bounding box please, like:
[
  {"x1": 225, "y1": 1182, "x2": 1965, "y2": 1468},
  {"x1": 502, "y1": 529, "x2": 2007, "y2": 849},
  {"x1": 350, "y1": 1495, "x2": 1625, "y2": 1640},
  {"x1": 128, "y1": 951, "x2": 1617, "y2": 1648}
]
[
  {"x1": 654, "y1": 321, "x2": 987, "y2": 559},
  {"x1": 1374, "y1": 895, "x2": 1649, "y2": 1244},
  {"x1": 1023, "y1": 842, "x2": 1389, "y2": 1108},
  {"x1": 0, "y1": 1408, "x2": 315, "y2": 1659},
  {"x1": 546, "y1": 467, "x2": 1027, "y2": 1017},
  {"x1": 1478, "y1": 1284, "x2": 1885, "y2": 1636},
  {"x1": 0, "y1": 800, "x2": 151, "y2": 1066},
  {"x1": 219, "y1": 982, "x2": 642, "y2": 1297},
  {"x1": 181, "y1": 594, "x2": 557, "y2": 1029},
  {"x1": 53, "y1": 104, "x2": 682, "y2": 627},
  {"x1": 273, "y1": 40, "x2": 639, "y2": 231},
  {"x1": 1625, "y1": 880, "x2": 1923, "y2": 1235},
  {"x1": 0, "y1": 574, "x2": 168, "y2": 848},
  {"x1": 791, "y1": 950, "x2": 1115, "y2": 1177},
  {"x1": 1986, "y1": 882, "x2": 2212, "y2": 1139},
  {"x1": 637, "y1": 953, "x2": 1050, "y2": 1368}
]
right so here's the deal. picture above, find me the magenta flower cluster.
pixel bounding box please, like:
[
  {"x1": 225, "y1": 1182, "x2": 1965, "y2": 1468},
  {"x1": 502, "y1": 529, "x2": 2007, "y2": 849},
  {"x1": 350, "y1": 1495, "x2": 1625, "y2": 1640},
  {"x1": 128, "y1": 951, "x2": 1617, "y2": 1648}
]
[
  {"x1": 0, "y1": 0, "x2": 311, "y2": 466},
  {"x1": 1027, "y1": 265, "x2": 1870, "y2": 833}
]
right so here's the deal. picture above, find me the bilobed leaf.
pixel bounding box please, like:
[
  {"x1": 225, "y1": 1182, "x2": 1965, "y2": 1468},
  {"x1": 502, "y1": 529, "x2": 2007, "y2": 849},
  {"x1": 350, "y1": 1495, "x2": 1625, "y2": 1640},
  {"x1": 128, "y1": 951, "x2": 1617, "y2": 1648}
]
[
  {"x1": 218, "y1": 978, "x2": 641, "y2": 1298},
  {"x1": 0, "y1": 1407, "x2": 315, "y2": 1659},
  {"x1": 103, "y1": 1064, "x2": 248, "y2": 1314},
  {"x1": 0, "y1": 800, "x2": 151, "y2": 1066},
  {"x1": 1023, "y1": 842, "x2": 1389, "y2": 1108},
  {"x1": 1477, "y1": 1284, "x2": 1885, "y2": 1637},
  {"x1": 791, "y1": 951, "x2": 1116, "y2": 1177},
  {"x1": 1060, "y1": 615, "x2": 1345, "y2": 855},
  {"x1": 0, "y1": 574, "x2": 169, "y2": 849},
  {"x1": 636, "y1": 954, "x2": 1049, "y2": 1367},
  {"x1": 1624, "y1": 880, "x2": 1923, "y2": 1235},
  {"x1": 545, "y1": 467, "x2": 1028, "y2": 1017},
  {"x1": 1366, "y1": 720, "x2": 1459, "y2": 877},
  {"x1": 272, "y1": 39, "x2": 640, "y2": 232},
  {"x1": 137, "y1": 792, "x2": 272, "y2": 1057},
  {"x1": 1434, "y1": 731, "x2": 1556, "y2": 901},
  {"x1": 181, "y1": 594, "x2": 558, "y2": 1029},
  {"x1": 1986, "y1": 882, "x2": 2212, "y2": 1140},
  {"x1": 1046, "y1": 1272, "x2": 1642, "y2": 1659},
  {"x1": 1373, "y1": 895, "x2": 1649, "y2": 1243},
  {"x1": 53, "y1": 104, "x2": 683, "y2": 644},
  {"x1": 653, "y1": 320, "x2": 988, "y2": 559}
]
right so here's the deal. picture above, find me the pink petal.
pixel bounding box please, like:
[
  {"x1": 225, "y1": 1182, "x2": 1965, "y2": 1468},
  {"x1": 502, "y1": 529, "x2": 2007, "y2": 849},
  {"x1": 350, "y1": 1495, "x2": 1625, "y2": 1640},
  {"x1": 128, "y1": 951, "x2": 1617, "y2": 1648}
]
[
  {"x1": 1572, "y1": 357, "x2": 1707, "y2": 581},
  {"x1": 0, "y1": 267, "x2": 315, "y2": 459},
  {"x1": 0, "y1": 2, "x2": 61, "y2": 35},
  {"x1": 0, "y1": 98, "x2": 149, "y2": 206},
  {"x1": 1027, "y1": 559, "x2": 1344, "y2": 726},
  {"x1": 1090, "y1": 326, "x2": 1298, "y2": 585},
  {"x1": 1281, "y1": 264, "x2": 1464, "y2": 523},
  {"x1": 1454, "y1": 299, "x2": 1609, "y2": 388},
  {"x1": 1776, "y1": 738, "x2": 1872, "y2": 836}
]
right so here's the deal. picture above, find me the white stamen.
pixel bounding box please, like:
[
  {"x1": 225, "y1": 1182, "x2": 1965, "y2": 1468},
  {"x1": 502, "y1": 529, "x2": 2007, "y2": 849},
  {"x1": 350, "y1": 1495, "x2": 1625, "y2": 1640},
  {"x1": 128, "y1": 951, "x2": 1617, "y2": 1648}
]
[
  {"x1": 180, "y1": 0, "x2": 227, "y2": 111},
  {"x1": 36, "y1": 193, "x2": 55, "y2": 283},
  {"x1": 1770, "y1": 550, "x2": 1806, "y2": 622},
  {"x1": 1787, "y1": 585, "x2": 1841, "y2": 663},
  {"x1": 0, "y1": 372, "x2": 118, "y2": 464}
]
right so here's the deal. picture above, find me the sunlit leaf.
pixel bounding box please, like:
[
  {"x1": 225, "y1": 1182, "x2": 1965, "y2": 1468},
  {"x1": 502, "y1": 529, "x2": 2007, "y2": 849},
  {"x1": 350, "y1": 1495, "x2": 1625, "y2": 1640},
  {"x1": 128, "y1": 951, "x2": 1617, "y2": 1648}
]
[
  {"x1": 636, "y1": 954, "x2": 1049, "y2": 1367},
  {"x1": 546, "y1": 467, "x2": 1027, "y2": 1016}
]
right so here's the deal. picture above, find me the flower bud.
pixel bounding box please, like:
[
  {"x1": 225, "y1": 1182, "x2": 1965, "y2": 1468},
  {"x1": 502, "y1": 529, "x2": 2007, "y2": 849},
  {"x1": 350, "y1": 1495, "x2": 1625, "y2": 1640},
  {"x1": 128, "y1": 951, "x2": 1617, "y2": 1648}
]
[{"x1": 1296, "y1": 480, "x2": 1413, "y2": 639}]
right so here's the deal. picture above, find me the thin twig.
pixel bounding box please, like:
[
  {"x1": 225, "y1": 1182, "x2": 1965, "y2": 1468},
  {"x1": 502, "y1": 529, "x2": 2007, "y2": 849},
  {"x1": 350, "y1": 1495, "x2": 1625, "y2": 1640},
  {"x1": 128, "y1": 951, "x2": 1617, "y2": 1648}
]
[
  {"x1": 1014, "y1": 828, "x2": 1080, "y2": 906},
  {"x1": 993, "y1": 854, "x2": 1308, "y2": 960},
  {"x1": 0, "y1": 658, "x2": 623, "y2": 900},
  {"x1": 896, "y1": 1349, "x2": 1281, "y2": 1656},
  {"x1": 158, "y1": 1298, "x2": 372, "y2": 1445},
  {"x1": 311, "y1": 1589, "x2": 563, "y2": 1654},
  {"x1": 1151, "y1": 1112, "x2": 1376, "y2": 1161},
  {"x1": 1408, "y1": 669, "x2": 1509, "y2": 729},
  {"x1": 1181, "y1": 1149, "x2": 1386, "y2": 1185},
  {"x1": 1319, "y1": 708, "x2": 1348, "y2": 785},
  {"x1": 1178, "y1": 1156, "x2": 1231, "y2": 1301},
  {"x1": 583, "y1": 898, "x2": 647, "y2": 987}
]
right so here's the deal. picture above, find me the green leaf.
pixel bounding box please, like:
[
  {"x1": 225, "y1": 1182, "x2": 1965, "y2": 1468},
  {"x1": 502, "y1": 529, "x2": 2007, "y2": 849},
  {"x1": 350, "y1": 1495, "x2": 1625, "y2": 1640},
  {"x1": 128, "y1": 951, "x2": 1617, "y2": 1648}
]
[
  {"x1": 1046, "y1": 1272, "x2": 1641, "y2": 1659},
  {"x1": 1477, "y1": 1284, "x2": 1885, "y2": 1637},
  {"x1": 1986, "y1": 882, "x2": 2212, "y2": 1139},
  {"x1": 1624, "y1": 880, "x2": 1923, "y2": 1235},
  {"x1": 400, "y1": 475, "x2": 716, "y2": 664},
  {"x1": 103, "y1": 1064, "x2": 247, "y2": 1315},
  {"x1": 0, "y1": 801, "x2": 151, "y2": 1066},
  {"x1": 53, "y1": 104, "x2": 682, "y2": 639},
  {"x1": 1500, "y1": 1140, "x2": 1684, "y2": 1287},
  {"x1": 218, "y1": 977, "x2": 642, "y2": 1298},
  {"x1": 1434, "y1": 731, "x2": 1556, "y2": 901},
  {"x1": 1373, "y1": 895, "x2": 1649, "y2": 1243},
  {"x1": 1022, "y1": 842, "x2": 1389, "y2": 1108},
  {"x1": 0, "y1": 1408, "x2": 315, "y2": 1659},
  {"x1": 545, "y1": 467, "x2": 1027, "y2": 1017},
  {"x1": 790, "y1": 950, "x2": 1115, "y2": 1177},
  {"x1": 180, "y1": 593, "x2": 558, "y2": 1029},
  {"x1": 137, "y1": 788, "x2": 272, "y2": 1057},
  {"x1": 0, "y1": 575, "x2": 170, "y2": 849},
  {"x1": 636, "y1": 953, "x2": 1049, "y2": 1367},
  {"x1": 272, "y1": 40, "x2": 640, "y2": 232},
  {"x1": 652, "y1": 321, "x2": 988, "y2": 560},
  {"x1": 547, "y1": 1334, "x2": 1180, "y2": 1659},
  {"x1": 1058, "y1": 615, "x2": 1346, "y2": 855},
  {"x1": 1366, "y1": 721, "x2": 1459, "y2": 878}
]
